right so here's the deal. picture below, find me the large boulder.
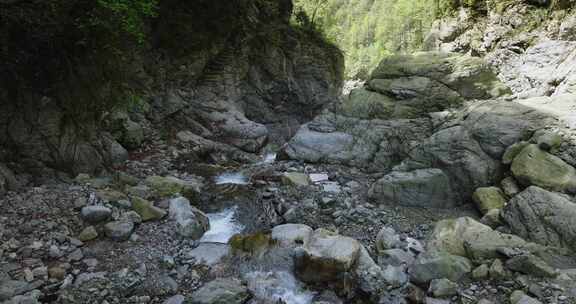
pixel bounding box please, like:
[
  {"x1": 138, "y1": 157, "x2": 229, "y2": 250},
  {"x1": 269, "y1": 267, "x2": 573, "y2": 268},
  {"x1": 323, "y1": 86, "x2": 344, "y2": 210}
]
[
  {"x1": 190, "y1": 278, "x2": 249, "y2": 304},
  {"x1": 271, "y1": 224, "x2": 313, "y2": 247},
  {"x1": 409, "y1": 252, "x2": 472, "y2": 285},
  {"x1": 472, "y1": 187, "x2": 507, "y2": 214},
  {"x1": 407, "y1": 101, "x2": 554, "y2": 201},
  {"x1": 169, "y1": 197, "x2": 210, "y2": 239},
  {"x1": 131, "y1": 197, "x2": 167, "y2": 222},
  {"x1": 145, "y1": 176, "x2": 200, "y2": 199},
  {"x1": 511, "y1": 144, "x2": 576, "y2": 193},
  {"x1": 427, "y1": 217, "x2": 529, "y2": 261},
  {"x1": 502, "y1": 186, "x2": 576, "y2": 251},
  {"x1": 340, "y1": 88, "x2": 395, "y2": 119},
  {"x1": 294, "y1": 229, "x2": 362, "y2": 284},
  {"x1": 407, "y1": 125, "x2": 500, "y2": 202},
  {"x1": 368, "y1": 169, "x2": 458, "y2": 208},
  {"x1": 370, "y1": 52, "x2": 510, "y2": 100},
  {"x1": 282, "y1": 116, "x2": 431, "y2": 172}
]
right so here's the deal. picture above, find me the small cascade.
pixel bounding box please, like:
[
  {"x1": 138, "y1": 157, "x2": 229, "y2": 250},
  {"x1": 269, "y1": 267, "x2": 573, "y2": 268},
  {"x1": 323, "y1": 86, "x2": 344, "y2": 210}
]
[
  {"x1": 245, "y1": 271, "x2": 316, "y2": 304},
  {"x1": 200, "y1": 207, "x2": 245, "y2": 243},
  {"x1": 214, "y1": 172, "x2": 250, "y2": 185},
  {"x1": 262, "y1": 152, "x2": 277, "y2": 164}
]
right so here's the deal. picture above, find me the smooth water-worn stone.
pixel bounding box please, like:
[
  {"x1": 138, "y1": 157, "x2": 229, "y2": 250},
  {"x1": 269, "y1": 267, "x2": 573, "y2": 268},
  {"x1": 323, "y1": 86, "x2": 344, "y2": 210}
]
[
  {"x1": 81, "y1": 205, "x2": 112, "y2": 223},
  {"x1": 409, "y1": 252, "x2": 472, "y2": 285},
  {"x1": 369, "y1": 169, "x2": 458, "y2": 208},
  {"x1": 375, "y1": 226, "x2": 401, "y2": 252},
  {"x1": 104, "y1": 221, "x2": 134, "y2": 241},
  {"x1": 511, "y1": 144, "x2": 576, "y2": 193},
  {"x1": 78, "y1": 226, "x2": 98, "y2": 241},
  {"x1": 295, "y1": 230, "x2": 361, "y2": 284},
  {"x1": 190, "y1": 278, "x2": 249, "y2": 304},
  {"x1": 281, "y1": 172, "x2": 311, "y2": 187},
  {"x1": 169, "y1": 197, "x2": 209, "y2": 240},
  {"x1": 472, "y1": 187, "x2": 507, "y2": 214},
  {"x1": 271, "y1": 224, "x2": 313, "y2": 247},
  {"x1": 503, "y1": 186, "x2": 576, "y2": 251},
  {"x1": 146, "y1": 176, "x2": 199, "y2": 198},
  {"x1": 131, "y1": 197, "x2": 166, "y2": 221}
]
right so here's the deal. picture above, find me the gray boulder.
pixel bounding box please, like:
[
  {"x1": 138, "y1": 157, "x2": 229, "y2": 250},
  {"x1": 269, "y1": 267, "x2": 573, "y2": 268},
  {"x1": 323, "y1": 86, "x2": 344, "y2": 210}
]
[
  {"x1": 502, "y1": 186, "x2": 576, "y2": 251},
  {"x1": 80, "y1": 205, "x2": 112, "y2": 224},
  {"x1": 169, "y1": 197, "x2": 209, "y2": 240},
  {"x1": 511, "y1": 144, "x2": 576, "y2": 193},
  {"x1": 472, "y1": 187, "x2": 507, "y2": 214},
  {"x1": 409, "y1": 252, "x2": 472, "y2": 285},
  {"x1": 271, "y1": 224, "x2": 313, "y2": 247},
  {"x1": 294, "y1": 229, "x2": 361, "y2": 284},
  {"x1": 510, "y1": 290, "x2": 543, "y2": 304},
  {"x1": 281, "y1": 124, "x2": 355, "y2": 164},
  {"x1": 370, "y1": 52, "x2": 510, "y2": 100},
  {"x1": 407, "y1": 101, "x2": 553, "y2": 202},
  {"x1": 104, "y1": 221, "x2": 134, "y2": 241},
  {"x1": 427, "y1": 217, "x2": 529, "y2": 261},
  {"x1": 190, "y1": 278, "x2": 249, "y2": 304},
  {"x1": 505, "y1": 254, "x2": 557, "y2": 278},
  {"x1": 368, "y1": 169, "x2": 458, "y2": 208}
]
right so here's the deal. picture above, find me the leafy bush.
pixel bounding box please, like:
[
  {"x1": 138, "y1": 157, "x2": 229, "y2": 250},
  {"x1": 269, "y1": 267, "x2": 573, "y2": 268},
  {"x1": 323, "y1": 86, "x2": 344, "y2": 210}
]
[{"x1": 92, "y1": 0, "x2": 158, "y2": 43}]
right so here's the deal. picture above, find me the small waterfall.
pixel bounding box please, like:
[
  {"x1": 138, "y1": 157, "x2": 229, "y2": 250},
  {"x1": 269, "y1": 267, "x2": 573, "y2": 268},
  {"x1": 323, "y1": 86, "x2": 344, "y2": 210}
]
[
  {"x1": 262, "y1": 152, "x2": 277, "y2": 164},
  {"x1": 245, "y1": 271, "x2": 315, "y2": 304},
  {"x1": 200, "y1": 207, "x2": 244, "y2": 243},
  {"x1": 214, "y1": 172, "x2": 249, "y2": 185}
]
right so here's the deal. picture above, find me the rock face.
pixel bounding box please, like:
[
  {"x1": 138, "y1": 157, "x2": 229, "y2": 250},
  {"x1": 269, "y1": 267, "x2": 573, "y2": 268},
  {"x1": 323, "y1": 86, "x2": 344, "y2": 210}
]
[
  {"x1": 425, "y1": 1, "x2": 576, "y2": 97},
  {"x1": 0, "y1": 0, "x2": 343, "y2": 175},
  {"x1": 283, "y1": 51, "x2": 512, "y2": 174},
  {"x1": 503, "y1": 186, "x2": 576, "y2": 251}
]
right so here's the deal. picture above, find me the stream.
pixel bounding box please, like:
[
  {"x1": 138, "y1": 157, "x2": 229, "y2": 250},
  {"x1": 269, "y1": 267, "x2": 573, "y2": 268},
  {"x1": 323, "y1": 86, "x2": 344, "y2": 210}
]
[{"x1": 199, "y1": 152, "x2": 316, "y2": 304}]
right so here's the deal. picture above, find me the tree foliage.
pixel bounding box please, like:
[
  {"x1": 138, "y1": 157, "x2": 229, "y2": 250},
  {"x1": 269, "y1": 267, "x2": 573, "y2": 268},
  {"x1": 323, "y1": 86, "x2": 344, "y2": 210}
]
[{"x1": 293, "y1": 0, "x2": 446, "y2": 79}]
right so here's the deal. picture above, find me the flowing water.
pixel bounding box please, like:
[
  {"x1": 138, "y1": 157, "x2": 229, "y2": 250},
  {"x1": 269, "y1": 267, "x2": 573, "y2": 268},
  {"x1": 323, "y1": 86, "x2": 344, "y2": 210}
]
[
  {"x1": 205, "y1": 156, "x2": 316, "y2": 303},
  {"x1": 214, "y1": 172, "x2": 250, "y2": 185},
  {"x1": 200, "y1": 207, "x2": 245, "y2": 243},
  {"x1": 245, "y1": 271, "x2": 315, "y2": 304},
  {"x1": 262, "y1": 152, "x2": 277, "y2": 164}
]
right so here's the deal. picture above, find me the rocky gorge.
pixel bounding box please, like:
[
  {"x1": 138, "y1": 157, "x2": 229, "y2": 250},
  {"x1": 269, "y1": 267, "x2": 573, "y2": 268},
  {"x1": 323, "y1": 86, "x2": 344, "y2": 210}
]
[{"x1": 1, "y1": 0, "x2": 576, "y2": 304}]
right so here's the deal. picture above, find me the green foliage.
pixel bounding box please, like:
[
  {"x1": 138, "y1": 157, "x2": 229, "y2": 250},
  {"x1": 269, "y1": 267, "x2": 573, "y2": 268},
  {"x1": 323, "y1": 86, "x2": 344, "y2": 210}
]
[
  {"x1": 93, "y1": 0, "x2": 158, "y2": 43},
  {"x1": 293, "y1": 0, "x2": 447, "y2": 79}
]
